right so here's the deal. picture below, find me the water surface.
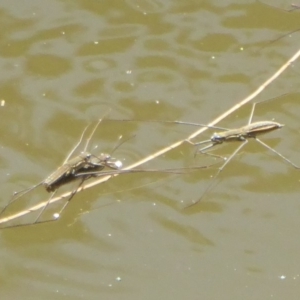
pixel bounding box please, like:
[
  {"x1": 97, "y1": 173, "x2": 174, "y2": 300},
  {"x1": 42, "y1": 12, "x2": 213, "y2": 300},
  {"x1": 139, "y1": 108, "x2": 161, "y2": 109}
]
[{"x1": 1, "y1": 1, "x2": 300, "y2": 299}]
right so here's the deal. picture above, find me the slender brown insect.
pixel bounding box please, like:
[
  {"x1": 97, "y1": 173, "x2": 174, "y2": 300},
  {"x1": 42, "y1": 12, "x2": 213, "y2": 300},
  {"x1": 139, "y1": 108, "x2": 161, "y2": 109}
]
[
  {"x1": 0, "y1": 116, "x2": 123, "y2": 227},
  {"x1": 117, "y1": 98, "x2": 300, "y2": 206},
  {"x1": 184, "y1": 102, "x2": 299, "y2": 206}
]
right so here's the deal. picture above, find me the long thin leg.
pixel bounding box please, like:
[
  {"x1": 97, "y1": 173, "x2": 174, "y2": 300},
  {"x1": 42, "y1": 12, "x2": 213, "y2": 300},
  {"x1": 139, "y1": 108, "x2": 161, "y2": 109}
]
[
  {"x1": 6, "y1": 179, "x2": 86, "y2": 228},
  {"x1": 0, "y1": 188, "x2": 59, "y2": 228},
  {"x1": 83, "y1": 109, "x2": 111, "y2": 152},
  {"x1": 109, "y1": 134, "x2": 135, "y2": 156},
  {"x1": 186, "y1": 140, "x2": 248, "y2": 208},
  {"x1": 83, "y1": 119, "x2": 102, "y2": 152},
  {"x1": 197, "y1": 149, "x2": 226, "y2": 160},
  {"x1": 189, "y1": 138, "x2": 226, "y2": 158},
  {"x1": 64, "y1": 125, "x2": 89, "y2": 163},
  {"x1": 55, "y1": 177, "x2": 86, "y2": 218},
  {"x1": 186, "y1": 139, "x2": 215, "y2": 158},
  {"x1": 248, "y1": 94, "x2": 289, "y2": 125},
  {"x1": 186, "y1": 139, "x2": 213, "y2": 148},
  {"x1": 119, "y1": 119, "x2": 229, "y2": 131},
  {"x1": 248, "y1": 102, "x2": 256, "y2": 124},
  {"x1": 169, "y1": 121, "x2": 228, "y2": 131},
  {"x1": 67, "y1": 109, "x2": 111, "y2": 162},
  {"x1": 0, "y1": 181, "x2": 44, "y2": 216},
  {"x1": 75, "y1": 161, "x2": 221, "y2": 177},
  {"x1": 34, "y1": 190, "x2": 58, "y2": 223},
  {"x1": 30, "y1": 177, "x2": 86, "y2": 225},
  {"x1": 255, "y1": 138, "x2": 300, "y2": 169}
]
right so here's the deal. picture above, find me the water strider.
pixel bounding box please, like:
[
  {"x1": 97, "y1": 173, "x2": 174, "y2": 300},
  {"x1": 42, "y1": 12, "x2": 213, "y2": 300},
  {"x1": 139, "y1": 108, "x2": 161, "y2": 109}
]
[
  {"x1": 185, "y1": 102, "x2": 300, "y2": 206},
  {"x1": 42, "y1": 117, "x2": 123, "y2": 193},
  {"x1": 0, "y1": 116, "x2": 123, "y2": 227},
  {"x1": 118, "y1": 98, "x2": 300, "y2": 207}
]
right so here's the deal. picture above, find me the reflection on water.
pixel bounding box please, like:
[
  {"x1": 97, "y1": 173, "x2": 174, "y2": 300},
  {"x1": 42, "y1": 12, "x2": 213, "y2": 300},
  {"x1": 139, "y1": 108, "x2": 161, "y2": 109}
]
[{"x1": 0, "y1": 1, "x2": 300, "y2": 299}]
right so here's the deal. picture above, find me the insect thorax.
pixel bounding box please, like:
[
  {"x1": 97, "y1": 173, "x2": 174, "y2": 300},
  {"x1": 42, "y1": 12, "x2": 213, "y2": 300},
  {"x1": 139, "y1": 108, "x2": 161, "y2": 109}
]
[{"x1": 88, "y1": 153, "x2": 110, "y2": 167}]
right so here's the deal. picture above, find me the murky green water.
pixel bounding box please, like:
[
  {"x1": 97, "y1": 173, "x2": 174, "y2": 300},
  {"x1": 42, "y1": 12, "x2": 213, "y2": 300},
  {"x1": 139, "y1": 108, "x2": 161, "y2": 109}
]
[{"x1": 0, "y1": 1, "x2": 300, "y2": 299}]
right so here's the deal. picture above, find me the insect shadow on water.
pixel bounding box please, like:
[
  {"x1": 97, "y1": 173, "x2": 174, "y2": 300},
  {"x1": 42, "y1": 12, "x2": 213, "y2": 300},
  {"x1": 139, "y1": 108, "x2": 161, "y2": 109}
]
[
  {"x1": 118, "y1": 97, "x2": 300, "y2": 207},
  {"x1": 0, "y1": 116, "x2": 124, "y2": 227}
]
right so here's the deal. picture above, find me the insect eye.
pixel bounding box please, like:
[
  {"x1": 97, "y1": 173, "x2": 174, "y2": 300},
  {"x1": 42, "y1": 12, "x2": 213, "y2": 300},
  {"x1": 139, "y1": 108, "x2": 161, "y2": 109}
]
[
  {"x1": 211, "y1": 133, "x2": 221, "y2": 142},
  {"x1": 213, "y1": 137, "x2": 223, "y2": 144}
]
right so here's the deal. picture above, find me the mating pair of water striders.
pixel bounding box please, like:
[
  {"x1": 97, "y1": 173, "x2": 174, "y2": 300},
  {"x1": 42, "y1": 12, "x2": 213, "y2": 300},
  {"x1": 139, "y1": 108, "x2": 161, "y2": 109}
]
[{"x1": 0, "y1": 100, "x2": 299, "y2": 228}]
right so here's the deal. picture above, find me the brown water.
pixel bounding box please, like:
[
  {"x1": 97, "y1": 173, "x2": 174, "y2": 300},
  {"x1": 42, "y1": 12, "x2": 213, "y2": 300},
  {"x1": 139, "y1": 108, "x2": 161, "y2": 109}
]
[{"x1": 1, "y1": 1, "x2": 300, "y2": 299}]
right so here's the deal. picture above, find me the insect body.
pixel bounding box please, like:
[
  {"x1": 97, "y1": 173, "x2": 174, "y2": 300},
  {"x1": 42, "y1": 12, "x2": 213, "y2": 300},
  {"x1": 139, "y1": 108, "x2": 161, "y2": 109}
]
[
  {"x1": 195, "y1": 121, "x2": 284, "y2": 152},
  {"x1": 44, "y1": 152, "x2": 122, "y2": 192},
  {"x1": 213, "y1": 121, "x2": 283, "y2": 141}
]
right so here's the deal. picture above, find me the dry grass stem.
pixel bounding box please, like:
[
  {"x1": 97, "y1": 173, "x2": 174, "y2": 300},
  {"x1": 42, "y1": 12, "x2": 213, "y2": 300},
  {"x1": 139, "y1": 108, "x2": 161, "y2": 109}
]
[{"x1": 1, "y1": 48, "x2": 300, "y2": 225}]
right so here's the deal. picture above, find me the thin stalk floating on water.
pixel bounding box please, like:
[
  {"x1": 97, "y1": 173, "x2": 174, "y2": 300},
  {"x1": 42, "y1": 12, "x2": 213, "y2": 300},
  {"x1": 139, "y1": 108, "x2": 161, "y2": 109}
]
[{"x1": 1, "y1": 47, "x2": 300, "y2": 227}]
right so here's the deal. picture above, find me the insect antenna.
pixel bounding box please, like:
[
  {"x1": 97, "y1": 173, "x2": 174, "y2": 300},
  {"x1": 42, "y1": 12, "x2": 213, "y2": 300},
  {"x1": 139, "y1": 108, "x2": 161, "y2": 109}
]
[{"x1": 111, "y1": 134, "x2": 136, "y2": 155}]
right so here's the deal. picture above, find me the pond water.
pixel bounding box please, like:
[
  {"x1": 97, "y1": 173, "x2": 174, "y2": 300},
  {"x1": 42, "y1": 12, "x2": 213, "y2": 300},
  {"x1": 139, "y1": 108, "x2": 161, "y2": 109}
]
[{"x1": 1, "y1": 1, "x2": 300, "y2": 299}]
